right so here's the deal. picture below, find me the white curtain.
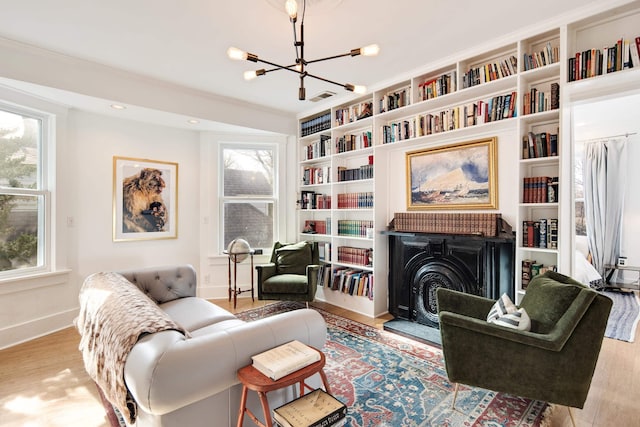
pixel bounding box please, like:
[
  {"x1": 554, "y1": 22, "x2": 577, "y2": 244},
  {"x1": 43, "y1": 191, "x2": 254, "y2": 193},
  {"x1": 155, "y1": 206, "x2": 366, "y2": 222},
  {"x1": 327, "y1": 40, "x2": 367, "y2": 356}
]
[{"x1": 583, "y1": 137, "x2": 627, "y2": 277}]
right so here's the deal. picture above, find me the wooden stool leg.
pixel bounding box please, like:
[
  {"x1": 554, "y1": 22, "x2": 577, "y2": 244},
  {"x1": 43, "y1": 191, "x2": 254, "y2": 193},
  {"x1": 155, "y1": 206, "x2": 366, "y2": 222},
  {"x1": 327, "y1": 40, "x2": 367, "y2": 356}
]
[
  {"x1": 319, "y1": 369, "x2": 332, "y2": 395},
  {"x1": 237, "y1": 386, "x2": 249, "y2": 427},
  {"x1": 258, "y1": 391, "x2": 272, "y2": 427}
]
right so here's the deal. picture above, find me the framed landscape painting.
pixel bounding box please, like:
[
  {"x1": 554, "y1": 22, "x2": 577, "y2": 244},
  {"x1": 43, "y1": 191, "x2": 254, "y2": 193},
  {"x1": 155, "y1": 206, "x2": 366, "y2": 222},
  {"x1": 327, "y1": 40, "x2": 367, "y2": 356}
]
[
  {"x1": 406, "y1": 137, "x2": 498, "y2": 210},
  {"x1": 113, "y1": 156, "x2": 178, "y2": 241}
]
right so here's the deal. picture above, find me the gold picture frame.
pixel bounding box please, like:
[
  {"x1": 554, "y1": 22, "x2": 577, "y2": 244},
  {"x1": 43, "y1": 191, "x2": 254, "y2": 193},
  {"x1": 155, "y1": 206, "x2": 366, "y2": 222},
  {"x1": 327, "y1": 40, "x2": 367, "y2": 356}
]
[
  {"x1": 406, "y1": 137, "x2": 498, "y2": 210},
  {"x1": 113, "y1": 156, "x2": 178, "y2": 242}
]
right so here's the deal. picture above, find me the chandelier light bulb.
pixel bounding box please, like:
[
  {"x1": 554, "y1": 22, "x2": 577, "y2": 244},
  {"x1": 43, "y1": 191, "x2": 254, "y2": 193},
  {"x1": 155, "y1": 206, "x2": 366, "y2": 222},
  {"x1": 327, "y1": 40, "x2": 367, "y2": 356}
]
[
  {"x1": 352, "y1": 85, "x2": 367, "y2": 94},
  {"x1": 244, "y1": 70, "x2": 258, "y2": 80},
  {"x1": 361, "y1": 44, "x2": 380, "y2": 57},
  {"x1": 244, "y1": 69, "x2": 266, "y2": 80},
  {"x1": 227, "y1": 47, "x2": 248, "y2": 61},
  {"x1": 285, "y1": 0, "x2": 298, "y2": 20}
]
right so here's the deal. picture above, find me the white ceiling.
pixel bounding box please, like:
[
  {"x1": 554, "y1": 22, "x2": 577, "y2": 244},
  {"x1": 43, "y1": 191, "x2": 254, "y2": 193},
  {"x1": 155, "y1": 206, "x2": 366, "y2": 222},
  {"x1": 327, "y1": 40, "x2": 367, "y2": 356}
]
[{"x1": 0, "y1": 0, "x2": 609, "y2": 130}]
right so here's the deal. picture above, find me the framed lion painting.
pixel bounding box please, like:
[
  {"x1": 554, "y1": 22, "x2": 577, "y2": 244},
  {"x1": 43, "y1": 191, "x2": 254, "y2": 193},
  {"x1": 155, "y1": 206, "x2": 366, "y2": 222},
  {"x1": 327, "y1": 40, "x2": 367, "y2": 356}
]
[{"x1": 113, "y1": 156, "x2": 178, "y2": 242}]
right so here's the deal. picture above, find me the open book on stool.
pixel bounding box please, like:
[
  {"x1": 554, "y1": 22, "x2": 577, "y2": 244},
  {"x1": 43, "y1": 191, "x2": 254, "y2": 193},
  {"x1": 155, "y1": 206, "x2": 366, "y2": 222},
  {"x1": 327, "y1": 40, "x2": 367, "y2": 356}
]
[
  {"x1": 273, "y1": 388, "x2": 347, "y2": 427},
  {"x1": 251, "y1": 340, "x2": 321, "y2": 380}
]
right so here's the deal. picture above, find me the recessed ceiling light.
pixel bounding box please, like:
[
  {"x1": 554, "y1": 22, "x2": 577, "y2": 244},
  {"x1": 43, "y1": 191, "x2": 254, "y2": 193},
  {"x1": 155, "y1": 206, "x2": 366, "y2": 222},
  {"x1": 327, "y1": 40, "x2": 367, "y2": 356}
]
[
  {"x1": 110, "y1": 104, "x2": 126, "y2": 110},
  {"x1": 187, "y1": 119, "x2": 200, "y2": 124}
]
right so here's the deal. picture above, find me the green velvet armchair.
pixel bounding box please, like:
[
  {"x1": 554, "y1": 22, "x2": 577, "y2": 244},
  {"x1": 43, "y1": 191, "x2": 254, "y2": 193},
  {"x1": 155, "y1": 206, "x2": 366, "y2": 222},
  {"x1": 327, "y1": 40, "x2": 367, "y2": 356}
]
[
  {"x1": 437, "y1": 271, "x2": 612, "y2": 417},
  {"x1": 256, "y1": 241, "x2": 320, "y2": 303}
]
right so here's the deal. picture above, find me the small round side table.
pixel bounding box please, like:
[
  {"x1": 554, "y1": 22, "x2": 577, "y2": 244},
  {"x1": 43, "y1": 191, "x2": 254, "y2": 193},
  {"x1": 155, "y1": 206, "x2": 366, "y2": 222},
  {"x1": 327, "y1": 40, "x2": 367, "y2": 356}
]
[{"x1": 236, "y1": 346, "x2": 331, "y2": 427}]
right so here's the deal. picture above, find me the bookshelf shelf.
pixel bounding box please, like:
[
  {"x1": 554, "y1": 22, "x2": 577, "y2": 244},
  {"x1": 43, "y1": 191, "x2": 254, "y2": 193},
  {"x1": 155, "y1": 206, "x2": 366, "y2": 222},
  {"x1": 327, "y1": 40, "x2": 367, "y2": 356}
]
[{"x1": 297, "y1": 0, "x2": 640, "y2": 313}]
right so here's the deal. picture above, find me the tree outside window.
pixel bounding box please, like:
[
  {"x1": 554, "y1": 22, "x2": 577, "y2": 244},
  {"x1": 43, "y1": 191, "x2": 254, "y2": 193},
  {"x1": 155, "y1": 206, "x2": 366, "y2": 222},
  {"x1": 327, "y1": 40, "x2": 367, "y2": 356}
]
[
  {"x1": 222, "y1": 146, "x2": 277, "y2": 250},
  {"x1": 0, "y1": 108, "x2": 44, "y2": 273}
]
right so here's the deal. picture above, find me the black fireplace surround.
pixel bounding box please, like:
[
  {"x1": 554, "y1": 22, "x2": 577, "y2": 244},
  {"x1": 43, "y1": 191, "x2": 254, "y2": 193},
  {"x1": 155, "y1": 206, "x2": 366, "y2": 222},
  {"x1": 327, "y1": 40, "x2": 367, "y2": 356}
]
[{"x1": 385, "y1": 231, "x2": 515, "y2": 341}]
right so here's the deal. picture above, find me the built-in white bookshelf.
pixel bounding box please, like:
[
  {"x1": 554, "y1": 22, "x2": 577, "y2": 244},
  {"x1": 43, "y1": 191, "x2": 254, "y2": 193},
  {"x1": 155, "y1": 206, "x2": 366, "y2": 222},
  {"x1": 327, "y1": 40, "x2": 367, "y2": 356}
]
[{"x1": 297, "y1": 0, "x2": 640, "y2": 315}]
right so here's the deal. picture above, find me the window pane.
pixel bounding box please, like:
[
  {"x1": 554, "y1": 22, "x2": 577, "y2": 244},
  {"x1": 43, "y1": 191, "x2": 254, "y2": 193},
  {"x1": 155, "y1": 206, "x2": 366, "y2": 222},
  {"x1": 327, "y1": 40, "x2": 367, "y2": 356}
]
[
  {"x1": 0, "y1": 110, "x2": 40, "y2": 189},
  {"x1": 224, "y1": 202, "x2": 274, "y2": 249},
  {"x1": 223, "y1": 148, "x2": 274, "y2": 196},
  {"x1": 0, "y1": 194, "x2": 42, "y2": 271}
]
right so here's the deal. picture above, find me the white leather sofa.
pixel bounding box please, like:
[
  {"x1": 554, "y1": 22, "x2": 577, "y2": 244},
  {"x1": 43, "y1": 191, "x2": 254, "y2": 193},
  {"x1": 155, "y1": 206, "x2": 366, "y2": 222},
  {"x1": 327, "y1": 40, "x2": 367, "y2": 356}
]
[{"x1": 89, "y1": 265, "x2": 327, "y2": 427}]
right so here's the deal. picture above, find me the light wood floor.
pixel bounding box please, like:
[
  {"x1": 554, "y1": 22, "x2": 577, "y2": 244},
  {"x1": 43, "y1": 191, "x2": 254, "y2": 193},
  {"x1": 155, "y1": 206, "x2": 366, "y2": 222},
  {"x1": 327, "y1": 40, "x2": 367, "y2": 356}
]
[{"x1": 1, "y1": 298, "x2": 638, "y2": 427}]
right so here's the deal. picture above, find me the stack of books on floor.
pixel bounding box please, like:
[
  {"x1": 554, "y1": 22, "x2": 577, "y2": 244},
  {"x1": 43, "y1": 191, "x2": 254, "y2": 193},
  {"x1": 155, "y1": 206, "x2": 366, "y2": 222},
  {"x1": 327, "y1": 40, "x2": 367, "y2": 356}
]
[
  {"x1": 251, "y1": 340, "x2": 320, "y2": 381},
  {"x1": 273, "y1": 388, "x2": 347, "y2": 427}
]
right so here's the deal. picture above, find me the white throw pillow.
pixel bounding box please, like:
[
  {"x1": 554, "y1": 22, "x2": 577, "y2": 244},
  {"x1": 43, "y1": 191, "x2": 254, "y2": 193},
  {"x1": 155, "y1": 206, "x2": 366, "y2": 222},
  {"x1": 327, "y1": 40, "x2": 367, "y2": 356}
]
[
  {"x1": 489, "y1": 307, "x2": 532, "y2": 331},
  {"x1": 486, "y1": 293, "x2": 517, "y2": 322}
]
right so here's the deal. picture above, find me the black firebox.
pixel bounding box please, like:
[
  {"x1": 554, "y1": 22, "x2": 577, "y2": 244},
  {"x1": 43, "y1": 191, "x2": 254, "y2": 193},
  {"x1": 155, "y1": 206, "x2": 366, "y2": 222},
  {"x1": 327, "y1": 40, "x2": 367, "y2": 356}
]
[{"x1": 384, "y1": 230, "x2": 515, "y2": 343}]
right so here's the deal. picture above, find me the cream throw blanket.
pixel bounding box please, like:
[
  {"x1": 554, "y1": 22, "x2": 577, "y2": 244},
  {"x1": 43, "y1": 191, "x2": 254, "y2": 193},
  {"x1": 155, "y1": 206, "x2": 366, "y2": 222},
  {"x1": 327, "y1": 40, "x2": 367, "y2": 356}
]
[{"x1": 76, "y1": 272, "x2": 189, "y2": 424}]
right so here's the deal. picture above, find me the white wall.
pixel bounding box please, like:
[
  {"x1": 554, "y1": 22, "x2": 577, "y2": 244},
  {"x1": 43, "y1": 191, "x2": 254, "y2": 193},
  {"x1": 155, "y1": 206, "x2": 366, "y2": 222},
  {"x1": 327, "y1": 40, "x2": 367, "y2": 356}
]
[{"x1": 0, "y1": 102, "x2": 202, "y2": 348}]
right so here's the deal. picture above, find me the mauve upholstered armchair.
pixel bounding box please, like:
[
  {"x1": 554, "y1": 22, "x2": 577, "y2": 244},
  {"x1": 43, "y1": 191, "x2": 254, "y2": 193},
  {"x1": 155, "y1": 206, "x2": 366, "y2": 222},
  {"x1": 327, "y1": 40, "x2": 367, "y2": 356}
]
[
  {"x1": 256, "y1": 241, "x2": 320, "y2": 304},
  {"x1": 437, "y1": 271, "x2": 612, "y2": 425}
]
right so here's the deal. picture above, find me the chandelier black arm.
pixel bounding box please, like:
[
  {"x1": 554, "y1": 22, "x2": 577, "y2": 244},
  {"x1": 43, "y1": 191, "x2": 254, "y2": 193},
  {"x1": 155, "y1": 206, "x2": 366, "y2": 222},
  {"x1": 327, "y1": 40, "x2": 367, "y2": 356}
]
[
  {"x1": 304, "y1": 71, "x2": 353, "y2": 90},
  {"x1": 304, "y1": 51, "x2": 358, "y2": 65},
  {"x1": 254, "y1": 58, "x2": 301, "y2": 75}
]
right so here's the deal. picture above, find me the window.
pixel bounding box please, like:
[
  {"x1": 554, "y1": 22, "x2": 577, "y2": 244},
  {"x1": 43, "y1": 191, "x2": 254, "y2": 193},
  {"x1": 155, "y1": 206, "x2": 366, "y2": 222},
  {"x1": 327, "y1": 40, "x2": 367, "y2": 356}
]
[
  {"x1": 221, "y1": 144, "x2": 277, "y2": 250},
  {"x1": 0, "y1": 105, "x2": 49, "y2": 276}
]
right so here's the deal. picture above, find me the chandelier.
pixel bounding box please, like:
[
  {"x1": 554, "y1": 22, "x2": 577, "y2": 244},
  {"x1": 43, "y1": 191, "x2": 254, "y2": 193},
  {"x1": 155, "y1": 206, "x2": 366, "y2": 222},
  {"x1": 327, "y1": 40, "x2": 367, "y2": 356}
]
[{"x1": 227, "y1": 0, "x2": 379, "y2": 100}]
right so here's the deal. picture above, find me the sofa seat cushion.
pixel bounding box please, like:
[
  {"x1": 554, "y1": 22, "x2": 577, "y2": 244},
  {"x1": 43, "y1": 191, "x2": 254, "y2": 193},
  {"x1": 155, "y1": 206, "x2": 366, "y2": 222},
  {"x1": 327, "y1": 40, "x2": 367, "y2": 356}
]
[
  {"x1": 263, "y1": 274, "x2": 308, "y2": 294},
  {"x1": 160, "y1": 297, "x2": 237, "y2": 332}
]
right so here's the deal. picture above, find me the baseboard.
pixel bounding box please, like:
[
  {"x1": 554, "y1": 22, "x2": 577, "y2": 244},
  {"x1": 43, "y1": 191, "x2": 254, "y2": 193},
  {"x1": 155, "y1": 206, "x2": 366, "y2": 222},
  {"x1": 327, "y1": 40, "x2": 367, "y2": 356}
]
[{"x1": 0, "y1": 307, "x2": 78, "y2": 349}]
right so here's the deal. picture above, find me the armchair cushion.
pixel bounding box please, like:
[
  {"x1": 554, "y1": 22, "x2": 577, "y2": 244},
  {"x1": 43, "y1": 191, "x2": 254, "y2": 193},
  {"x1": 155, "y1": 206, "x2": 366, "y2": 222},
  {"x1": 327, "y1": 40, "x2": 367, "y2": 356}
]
[
  {"x1": 263, "y1": 274, "x2": 309, "y2": 294},
  {"x1": 520, "y1": 271, "x2": 585, "y2": 333},
  {"x1": 274, "y1": 241, "x2": 312, "y2": 275}
]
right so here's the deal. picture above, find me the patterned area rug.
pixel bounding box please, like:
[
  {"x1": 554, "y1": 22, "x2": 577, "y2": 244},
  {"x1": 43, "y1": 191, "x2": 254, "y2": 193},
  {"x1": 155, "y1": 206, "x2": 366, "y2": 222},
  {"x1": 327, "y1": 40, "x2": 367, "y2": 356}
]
[
  {"x1": 239, "y1": 302, "x2": 551, "y2": 427},
  {"x1": 601, "y1": 290, "x2": 640, "y2": 342}
]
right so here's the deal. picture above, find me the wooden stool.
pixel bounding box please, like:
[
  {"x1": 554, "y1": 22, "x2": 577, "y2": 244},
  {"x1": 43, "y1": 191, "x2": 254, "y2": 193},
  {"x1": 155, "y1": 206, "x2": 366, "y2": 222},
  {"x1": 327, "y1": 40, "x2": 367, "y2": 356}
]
[{"x1": 236, "y1": 347, "x2": 331, "y2": 427}]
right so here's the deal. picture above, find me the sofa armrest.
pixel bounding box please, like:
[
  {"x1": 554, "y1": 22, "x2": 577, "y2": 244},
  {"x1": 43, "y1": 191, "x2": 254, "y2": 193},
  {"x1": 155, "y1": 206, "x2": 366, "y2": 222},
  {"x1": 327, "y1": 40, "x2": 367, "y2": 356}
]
[
  {"x1": 256, "y1": 263, "x2": 277, "y2": 283},
  {"x1": 439, "y1": 311, "x2": 564, "y2": 351},
  {"x1": 124, "y1": 308, "x2": 327, "y2": 416}
]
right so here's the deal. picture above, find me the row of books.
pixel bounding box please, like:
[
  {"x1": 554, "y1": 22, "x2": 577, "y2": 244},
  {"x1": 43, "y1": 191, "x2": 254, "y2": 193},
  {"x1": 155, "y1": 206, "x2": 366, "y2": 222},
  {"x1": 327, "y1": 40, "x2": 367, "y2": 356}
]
[
  {"x1": 462, "y1": 55, "x2": 518, "y2": 88},
  {"x1": 327, "y1": 266, "x2": 374, "y2": 298},
  {"x1": 523, "y1": 176, "x2": 559, "y2": 204},
  {"x1": 337, "y1": 163, "x2": 373, "y2": 182},
  {"x1": 522, "y1": 131, "x2": 558, "y2": 159},
  {"x1": 522, "y1": 219, "x2": 558, "y2": 249},
  {"x1": 418, "y1": 71, "x2": 456, "y2": 101},
  {"x1": 393, "y1": 212, "x2": 502, "y2": 237},
  {"x1": 299, "y1": 191, "x2": 330, "y2": 210},
  {"x1": 381, "y1": 92, "x2": 517, "y2": 144},
  {"x1": 521, "y1": 83, "x2": 559, "y2": 115},
  {"x1": 302, "y1": 166, "x2": 330, "y2": 185},
  {"x1": 568, "y1": 36, "x2": 640, "y2": 82},
  {"x1": 335, "y1": 102, "x2": 372, "y2": 127},
  {"x1": 301, "y1": 112, "x2": 331, "y2": 137},
  {"x1": 337, "y1": 220, "x2": 373, "y2": 238},
  {"x1": 379, "y1": 86, "x2": 411, "y2": 113},
  {"x1": 522, "y1": 259, "x2": 557, "y2": 289},
  {"x1": 523, "y1": 41, "x2": 560, "y2": 71},
  {"x1": 303, "y1": 220, "x2": 329, "y2": 235},
  {"x1": 337, "y1": 246, "x2": 373, "y2": 268},
  {"x1": 302, "y1": 135, "x2": 331, "y2": 161},
  {"x1": 336, "y1": 192, "x2": 373, "y2": 209},
  {"x1": 335, "y1": 131, "x2": 372, "y2": 154}
]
